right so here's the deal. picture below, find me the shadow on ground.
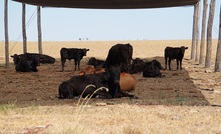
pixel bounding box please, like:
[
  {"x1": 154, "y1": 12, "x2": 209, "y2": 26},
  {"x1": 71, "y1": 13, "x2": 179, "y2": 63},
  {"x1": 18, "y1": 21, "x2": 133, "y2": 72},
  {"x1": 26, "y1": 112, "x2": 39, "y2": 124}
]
[{"x1": 0, "y1": 57, "x2": 209, "y2": 107}]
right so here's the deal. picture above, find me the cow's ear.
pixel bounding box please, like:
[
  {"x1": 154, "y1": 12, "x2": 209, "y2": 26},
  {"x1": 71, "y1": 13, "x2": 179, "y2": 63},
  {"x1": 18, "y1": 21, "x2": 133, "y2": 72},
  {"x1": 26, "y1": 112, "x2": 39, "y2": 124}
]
[
  {"x1": 185, "y1": 47, "x2": 188, "y2": 49},
  {"x1": 10, "y1": 55, "x2": 14, "y2": 58},
  {"x1": 87, "y1": 49, "x2": 90, "y2": 51}
]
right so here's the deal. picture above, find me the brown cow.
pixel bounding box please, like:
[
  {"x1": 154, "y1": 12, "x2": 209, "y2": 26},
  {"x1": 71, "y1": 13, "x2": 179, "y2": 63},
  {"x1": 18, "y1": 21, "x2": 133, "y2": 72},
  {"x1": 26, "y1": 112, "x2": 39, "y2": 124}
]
[
  {"x1": 120, "y1": 72, "x2": 136, "y2": 92},
  {"x1": 79, "y1": 65, "x2": 95, "y2": 75},
  {"x1": 79, "y1": 66, "x2": 106, "y2": 75}
]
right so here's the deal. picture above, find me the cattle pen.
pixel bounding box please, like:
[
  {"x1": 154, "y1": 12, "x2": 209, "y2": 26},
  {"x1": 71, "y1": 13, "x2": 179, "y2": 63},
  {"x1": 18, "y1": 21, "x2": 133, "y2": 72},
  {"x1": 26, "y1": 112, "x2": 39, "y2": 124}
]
[
  {"x1": 1, "y1": 0, "x2": 221, "y2": 133},
  {"x1": 1, "y1": 40, "x2": 221, "y2": 133}
]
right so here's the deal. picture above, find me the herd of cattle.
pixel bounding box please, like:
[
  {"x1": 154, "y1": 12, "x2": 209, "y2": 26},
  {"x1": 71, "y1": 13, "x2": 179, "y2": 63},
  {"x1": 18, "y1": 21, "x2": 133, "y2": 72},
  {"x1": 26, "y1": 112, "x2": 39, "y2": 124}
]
[{"x1": 10, "y1": 43, "x2": 188, "y2": 99}]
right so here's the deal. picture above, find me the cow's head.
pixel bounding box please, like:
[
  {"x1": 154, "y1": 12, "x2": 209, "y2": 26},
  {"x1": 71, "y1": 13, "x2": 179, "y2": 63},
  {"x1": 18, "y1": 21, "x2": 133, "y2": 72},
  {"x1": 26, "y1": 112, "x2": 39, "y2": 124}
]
[
  {"x1": 181, "y1": 46, "x2": 188, "y2": 55},
  {"x1": 107, "y1": 65, "x2": 121, "y2": 84},
  {"x1": 82, "y1": 48, "x2": 90, "y2": 56},
  {"x1": 23, "y1": 53, "x2": 38, "y2": 72},
  {"x1": 11, "y1": 54, "x2": 21, "y2": 65},
  {"x1": 132, "y1": 58, "x2": 144, "y2": 65},
  {"x1": 87, "y1": 57, "x2": 96, "y2": 65},
  {"x1": 152, "y1": 59, "x2": 163, "y2": 70}
]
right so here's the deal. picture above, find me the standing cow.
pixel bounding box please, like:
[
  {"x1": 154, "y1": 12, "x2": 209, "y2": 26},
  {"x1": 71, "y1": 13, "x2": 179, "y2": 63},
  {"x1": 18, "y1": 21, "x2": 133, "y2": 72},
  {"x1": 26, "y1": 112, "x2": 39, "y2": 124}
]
[
  {"x1": 60, "y1": 48, "x2": 89, "y2": 71},
  {"x1": 164, "y1": 46, "x2": 188, "y2": 70},
  {"x1": 103, "y1": 43, "x2": 133, "y2": 72}
]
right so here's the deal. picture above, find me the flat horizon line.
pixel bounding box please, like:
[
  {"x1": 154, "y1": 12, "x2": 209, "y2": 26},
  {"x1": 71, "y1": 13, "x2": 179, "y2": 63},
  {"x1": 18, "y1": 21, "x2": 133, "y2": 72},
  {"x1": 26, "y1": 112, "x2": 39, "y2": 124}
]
[{"x1": 1, "y1": 38, "x2": 219, "y2": 42}]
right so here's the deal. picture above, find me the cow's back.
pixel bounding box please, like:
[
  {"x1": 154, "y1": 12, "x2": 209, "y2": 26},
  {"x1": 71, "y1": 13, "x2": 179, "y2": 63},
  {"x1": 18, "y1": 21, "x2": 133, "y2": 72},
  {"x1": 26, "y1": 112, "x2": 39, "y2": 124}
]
[
  {"x1": 60, "y1": 48, "x2": 75, "y2": 59},
  {"x1": 105, "y1": 44, "x2": 121, "y2": 66},
  {"x1": 165, "y1": 47, "x2": 181, "y2": 60}
]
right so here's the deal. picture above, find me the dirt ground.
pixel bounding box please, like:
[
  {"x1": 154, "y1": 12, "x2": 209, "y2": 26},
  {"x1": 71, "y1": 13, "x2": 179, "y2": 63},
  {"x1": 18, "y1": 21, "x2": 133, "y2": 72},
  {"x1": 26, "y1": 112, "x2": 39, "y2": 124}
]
[
  {"x1": 1, "y1": 40, "x2": 221, "y2": 133},
  {"x1": 0, "y1": 56, "x2": 209, "y2": 107}
]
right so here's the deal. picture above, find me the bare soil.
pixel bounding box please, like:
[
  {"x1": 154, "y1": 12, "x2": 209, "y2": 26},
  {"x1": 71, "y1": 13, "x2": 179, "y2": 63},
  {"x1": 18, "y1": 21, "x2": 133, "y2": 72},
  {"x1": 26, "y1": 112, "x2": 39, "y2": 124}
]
[
  {"x1": 1, "y1": 40, "x2": 221, "y2": 133},
  {"x1": 0, "y1": 56, "x2": 209, "y2": 107}
]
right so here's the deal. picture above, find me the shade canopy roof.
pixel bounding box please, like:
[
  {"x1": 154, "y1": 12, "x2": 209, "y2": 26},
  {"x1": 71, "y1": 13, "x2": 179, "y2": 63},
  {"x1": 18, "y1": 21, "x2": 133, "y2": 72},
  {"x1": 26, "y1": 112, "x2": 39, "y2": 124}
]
[{"x1": 13, "y1": 0, "x2": 199, "y2": 9}]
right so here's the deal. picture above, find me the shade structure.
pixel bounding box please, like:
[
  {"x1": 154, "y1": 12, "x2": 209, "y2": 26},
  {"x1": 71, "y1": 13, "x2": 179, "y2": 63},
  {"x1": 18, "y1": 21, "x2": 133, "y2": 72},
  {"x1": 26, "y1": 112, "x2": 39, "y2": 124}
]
[{"x1": 13, "y1": 0, "x2": 199, "y2": 9}]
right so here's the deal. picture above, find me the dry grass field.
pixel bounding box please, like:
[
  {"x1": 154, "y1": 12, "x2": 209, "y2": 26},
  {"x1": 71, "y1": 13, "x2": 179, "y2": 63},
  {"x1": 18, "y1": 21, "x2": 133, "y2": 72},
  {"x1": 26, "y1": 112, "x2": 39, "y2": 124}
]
[{"x1": 0, "y1": 40, "x2": 221, "y2": 133}]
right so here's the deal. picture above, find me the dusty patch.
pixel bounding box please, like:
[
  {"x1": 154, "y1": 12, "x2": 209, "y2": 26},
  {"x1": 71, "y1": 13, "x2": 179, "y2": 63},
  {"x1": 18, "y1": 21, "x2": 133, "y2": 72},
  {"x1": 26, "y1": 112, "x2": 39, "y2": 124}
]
[{"x1": 0, "y1": 57, "x2": 209, "y2": 106}]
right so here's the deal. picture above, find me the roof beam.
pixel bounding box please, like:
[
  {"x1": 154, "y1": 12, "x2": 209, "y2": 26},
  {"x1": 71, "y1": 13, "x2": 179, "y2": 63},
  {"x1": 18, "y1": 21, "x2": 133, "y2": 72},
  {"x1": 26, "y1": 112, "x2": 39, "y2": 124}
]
[{"x1": 13, "y1": 0, "x2": 199, "y2": 9}]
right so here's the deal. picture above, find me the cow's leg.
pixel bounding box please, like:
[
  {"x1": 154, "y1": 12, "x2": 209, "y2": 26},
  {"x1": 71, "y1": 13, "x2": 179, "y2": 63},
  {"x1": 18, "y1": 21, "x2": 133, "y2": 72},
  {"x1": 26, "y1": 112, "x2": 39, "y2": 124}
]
[
  {"x1": 61, "y1": 58, "x2": 66, "y2": 72},
  {"x1": 67, "y1": 85, "x2": 74, "y2": 99},
  {"x1": 176, "y1": 59, "x2": 179, "y2": 70},
  {"x1": 117, "y1": 90, "x2": 138, "y2": 99},
  {"x1": 77, "y1": 60, "x2": 80, "y2": 70},
  {"x1": 113, "y1": 84, "x2": 138, "y2": 99},
  {"x1": 113, "y1": 84, "x2": 120, "y2": 98},
  {"x1": 180, "y1": 59, "x2": 182, "y2": 70},
  {"x1": 168, "y1": 58, "x2": 172, "y2": 70},
  {"x1": 165, "y1": 57, "x2": 167, "y2": 70},
  {"x1": 94, "y1": 90, "x2": 112, "y2": 99},
  {"x1": 74, "y1": 60, "x2": 77, "y2": 71}
]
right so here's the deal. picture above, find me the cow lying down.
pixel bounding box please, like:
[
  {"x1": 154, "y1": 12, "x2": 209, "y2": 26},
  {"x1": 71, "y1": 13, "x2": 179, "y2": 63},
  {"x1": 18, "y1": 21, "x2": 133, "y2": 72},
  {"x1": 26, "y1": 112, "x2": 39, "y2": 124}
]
[
  {"x1": 59, "y1": 65, "x2": 138, "y2": 99},
  {"x1": 11, "y1": 53, "x2": 55, "y2": 65},
  {"x1": 143, "y1": 59, "x2": 164, "y2": 78},
  {"x1": 13, "y1": 53, "x2": 39, "y2": 72},
  {"x1": 79, "y1": 65, "x2": 137, "y2": 92}
]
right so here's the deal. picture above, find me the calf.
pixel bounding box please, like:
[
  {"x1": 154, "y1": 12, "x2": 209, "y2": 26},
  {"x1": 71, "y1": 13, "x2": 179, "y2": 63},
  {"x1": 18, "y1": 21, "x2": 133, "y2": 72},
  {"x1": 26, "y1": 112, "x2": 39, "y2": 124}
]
[
  {"x1": 15, "y1": 53, "x2": 38, "y2": 72},
  {"x1": 164, "y1": 46, "x2": 188, "y2": 70},
  {"x1": 60, "y1": 47, "x2": 89, "y2": 71},
  {"x1": 87, "y1": 57, "x2": 105, "y2": 69},
  {"x1": 143, "y1": 59, "x2": 163, "y2": 77},
  {"x1": 103, "y1": 43, "x2": 133, "y2": 72},
  {"x1": 59, "y1": 65, "x2": 137, "y2": 99}
]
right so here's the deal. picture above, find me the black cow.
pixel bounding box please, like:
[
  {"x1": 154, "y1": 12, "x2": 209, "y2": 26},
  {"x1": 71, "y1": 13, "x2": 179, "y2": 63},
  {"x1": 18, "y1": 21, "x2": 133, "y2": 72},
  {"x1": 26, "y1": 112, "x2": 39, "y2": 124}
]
[
  {"x1": 143, "y1": 59, "x2": 163, "y2": 77},
  {"x1": 164, "y1": 46, "x2": 188, "y2": 70},
  {"x1": 59, "y1": 65, "x2": 137, "y2": 99},
  {"x1": 60, "y1": 48, "x2": 89, "y2": 71},
  {"x1": 103, "y1": 43, "x2": 133, "y2": 72},
  {"x1": 87, "y1": 57, "x2": 105, "y2": 69},
  {"x1": 14, "y1": 53, "x2": 38, "y2": 72},
  {"x1": 11, "y1": 53, "x2": 55, "y2": 65},
  {"x1": 128, "y1": 58, "x2": 146, "y2": 74}
]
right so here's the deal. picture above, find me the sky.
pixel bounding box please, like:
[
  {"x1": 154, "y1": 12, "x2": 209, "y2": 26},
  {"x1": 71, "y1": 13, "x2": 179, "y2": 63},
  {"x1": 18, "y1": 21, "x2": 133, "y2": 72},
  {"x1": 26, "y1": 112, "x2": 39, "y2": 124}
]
[{"x1": 0, "y1": 0, "x2": 220, "y2": 41}]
